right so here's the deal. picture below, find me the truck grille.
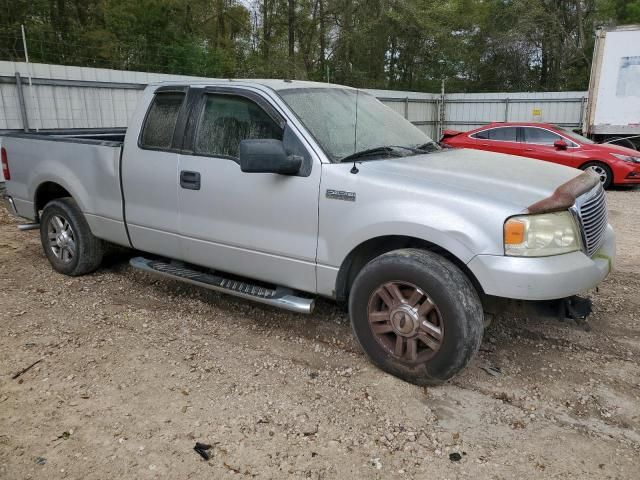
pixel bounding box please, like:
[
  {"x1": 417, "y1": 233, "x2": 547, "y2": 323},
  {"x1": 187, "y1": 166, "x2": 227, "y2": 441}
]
[{"x1": 574, "y1": 184, "x2": 608, "y2": 257}]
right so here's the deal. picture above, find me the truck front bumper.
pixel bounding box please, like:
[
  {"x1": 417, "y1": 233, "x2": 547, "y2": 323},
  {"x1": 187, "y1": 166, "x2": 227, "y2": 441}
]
[{"x1": 467, "y1": 225, "x2": 615, "y2": 301}]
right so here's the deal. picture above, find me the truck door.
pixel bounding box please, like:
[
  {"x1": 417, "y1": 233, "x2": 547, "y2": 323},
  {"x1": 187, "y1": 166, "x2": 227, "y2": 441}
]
[
  {"x1": 177, "y1": 87, "x2": 321, "y2": 293},
  {"x1": 121, "y1": 87, "x2": 187, "y2": 259}
]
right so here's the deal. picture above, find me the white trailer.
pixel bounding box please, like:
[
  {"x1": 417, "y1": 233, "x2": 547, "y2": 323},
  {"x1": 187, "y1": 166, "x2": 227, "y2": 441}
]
[{"x1": 585, "y1": 25, "x2": 640, "y2": 146}]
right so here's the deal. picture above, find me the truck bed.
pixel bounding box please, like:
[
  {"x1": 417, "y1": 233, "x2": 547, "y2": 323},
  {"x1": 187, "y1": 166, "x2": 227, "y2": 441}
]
[{"x1": 2, "y1": 128, "x2": 130, "y2": 247}]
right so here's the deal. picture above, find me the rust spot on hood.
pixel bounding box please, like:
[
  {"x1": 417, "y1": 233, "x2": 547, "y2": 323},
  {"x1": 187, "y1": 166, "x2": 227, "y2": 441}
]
[{"x1": 526, "y1": 171, "x2": 600, "y2": 214}]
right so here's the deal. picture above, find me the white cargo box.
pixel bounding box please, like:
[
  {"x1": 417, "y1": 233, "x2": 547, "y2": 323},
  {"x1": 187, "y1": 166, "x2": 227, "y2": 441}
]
[{"x1": 586, "y1": 25, "x2": 640, "y2": 135}]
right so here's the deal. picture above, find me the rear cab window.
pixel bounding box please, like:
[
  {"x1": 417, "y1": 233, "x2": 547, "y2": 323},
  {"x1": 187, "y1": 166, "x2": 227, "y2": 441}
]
[{"x1": 140, "y1": 91, "x2": 186, "y2": 150}]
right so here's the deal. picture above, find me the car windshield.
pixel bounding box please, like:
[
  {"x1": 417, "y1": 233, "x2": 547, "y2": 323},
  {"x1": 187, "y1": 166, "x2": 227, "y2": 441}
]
[
  {"x1": 278, "y1": 87, "x2": 435, "y2": 162},
  {"x1": 555, "y1": 126, "x2": 595, "y2": 144}
]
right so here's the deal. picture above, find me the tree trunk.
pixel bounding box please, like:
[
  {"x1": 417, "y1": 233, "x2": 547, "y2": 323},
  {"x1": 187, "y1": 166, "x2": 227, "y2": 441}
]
[
  {"x1": 342, "y1": 1, "x2": 353, "y2": 84},
  {"x1": 389, "y1": 37, "x2": 396, "y2": 88},
  {"x1": 216, "y1": 0, "x2": 226, "y2": 49},
  {"x1": 262, "y1": 0, "x2": 270, "y2": 61},
  {"x1": 319, "y1": 0, "x2": 325, "y2": 74},
  {"x1": 73, "y1": 0, "x2": 88, "y2": 26},
  {"x1": 288, "y1": 0, "x2": 295, "y2": 76}
]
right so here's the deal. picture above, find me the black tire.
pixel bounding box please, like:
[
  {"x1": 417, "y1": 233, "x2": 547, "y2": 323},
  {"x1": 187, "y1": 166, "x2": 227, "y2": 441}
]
[
  {"x1": 580, "y1": 161, "x2": 613, "y2": 189},
  {"x1": 348, "y1": 248, "x2": 484, "y2": 385},
  {"x1": 39, "y1": 197, "x2": 104, "y2": 276}
]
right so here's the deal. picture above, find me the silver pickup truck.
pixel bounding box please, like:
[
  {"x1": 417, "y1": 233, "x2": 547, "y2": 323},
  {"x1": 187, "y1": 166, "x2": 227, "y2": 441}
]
[{"x1": 2, "y1": 80, "x2": 615, "y2": 385}]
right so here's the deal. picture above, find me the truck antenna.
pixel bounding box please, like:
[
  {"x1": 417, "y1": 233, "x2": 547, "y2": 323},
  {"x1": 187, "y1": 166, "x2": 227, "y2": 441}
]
[{"x1": 351, "y1": 89, "x2": 360, "y2": 174}]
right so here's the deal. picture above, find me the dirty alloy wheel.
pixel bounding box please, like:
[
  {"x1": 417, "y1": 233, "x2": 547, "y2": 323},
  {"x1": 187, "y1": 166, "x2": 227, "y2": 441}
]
[
  {"x1": 367, "y1": 281, "x2": 444, "y2": 364},
  {"x1": 47, "y1": 214, "x2": 76, "y2": 264},
  {"x1": 349, "y1": 248, "x2": 484, "y2": 385},
  {"x1": 39, "y1": 197, "x2": 104, "y2": 276}
]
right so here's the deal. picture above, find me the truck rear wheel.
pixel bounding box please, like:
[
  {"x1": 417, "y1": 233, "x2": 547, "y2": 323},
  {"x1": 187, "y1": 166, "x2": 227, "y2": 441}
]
[
  {"x1": 348, "y1": 248, "x2": 483, "y2": 385},
  {"x1": 39, "y1": 198, "x2": 104, "y2": 276}
]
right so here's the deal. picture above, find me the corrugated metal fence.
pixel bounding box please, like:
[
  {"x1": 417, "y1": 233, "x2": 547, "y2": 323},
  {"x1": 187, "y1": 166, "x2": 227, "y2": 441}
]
[
  {"x1": 0, "y1": 61, "x2": 588, "y2": 139},
  {"x1": 370, "y1": 89, "x2": 588, "y2": 138},
  {"x1": 0, "y1": 61, "x2": 203, "y2": 131}
]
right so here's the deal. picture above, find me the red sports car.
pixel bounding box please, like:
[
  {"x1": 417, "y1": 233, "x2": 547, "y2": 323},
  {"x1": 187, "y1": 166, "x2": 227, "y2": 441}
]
[{"x1": 440, "y1": 122, "x2": 640, "y2": 189}]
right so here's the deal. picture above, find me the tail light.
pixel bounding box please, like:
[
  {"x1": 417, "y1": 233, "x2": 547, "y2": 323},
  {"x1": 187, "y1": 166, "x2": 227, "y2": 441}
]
[{"x1": 1, "y1": 147, "x2": 9, "y2": 181}]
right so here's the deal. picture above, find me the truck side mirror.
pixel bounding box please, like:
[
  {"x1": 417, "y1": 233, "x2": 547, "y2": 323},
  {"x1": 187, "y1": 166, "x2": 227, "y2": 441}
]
[
  {"x1": 554, "y1": 139, "x2": 568, "y2": 150},
  {"x1": 239, "y1": 139, "x2": 302, "y2": 175}
]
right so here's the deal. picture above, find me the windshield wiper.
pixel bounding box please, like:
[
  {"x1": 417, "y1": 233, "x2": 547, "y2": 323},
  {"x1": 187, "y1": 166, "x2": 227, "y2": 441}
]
[
  {"x1": 339, "y1": 145, "x2": 415, "y2": 163},
  {"x1": 415, "y1": 141, "x2": 441, "y2": 152}
]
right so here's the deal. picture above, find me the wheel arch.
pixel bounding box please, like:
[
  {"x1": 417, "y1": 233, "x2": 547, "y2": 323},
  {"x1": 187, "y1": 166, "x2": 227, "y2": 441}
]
[
  {"x1": 34, "y1": 181, "x2": 73, "y2": 220},
  {"x1": 578, "y1": 159, "x2": 612, "y2": 169},
  {"x1": 334, "y1": 235, "x2": 484, "y2": 304},
  {"x1": 579, "y1": 160, "x2": 614, "y2": 185}
]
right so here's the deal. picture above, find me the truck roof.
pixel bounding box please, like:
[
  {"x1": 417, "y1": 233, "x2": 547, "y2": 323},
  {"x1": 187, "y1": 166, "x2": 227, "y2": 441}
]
[{"x1": 148, "y1": 79, "x2": 356, "y2": 92}]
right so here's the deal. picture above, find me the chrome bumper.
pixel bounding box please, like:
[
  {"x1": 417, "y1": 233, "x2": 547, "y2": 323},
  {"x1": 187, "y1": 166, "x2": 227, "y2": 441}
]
[{"x1": 468, "y1": 225, "x2": 615, "y2": 301}]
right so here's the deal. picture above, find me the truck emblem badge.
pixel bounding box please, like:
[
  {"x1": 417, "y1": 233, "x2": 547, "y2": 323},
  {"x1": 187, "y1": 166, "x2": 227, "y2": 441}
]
[{"x1": 326, "y1": 189, "x2": 356, "y2": 202}]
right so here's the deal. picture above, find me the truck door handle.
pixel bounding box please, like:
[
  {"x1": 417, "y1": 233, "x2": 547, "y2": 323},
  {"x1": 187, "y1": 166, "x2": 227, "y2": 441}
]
[{"x1": 180, "y1": 170, "x2": 201, "y2": 190}]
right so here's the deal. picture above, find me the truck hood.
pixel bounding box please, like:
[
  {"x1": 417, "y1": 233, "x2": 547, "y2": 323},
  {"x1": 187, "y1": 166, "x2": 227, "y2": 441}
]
[{"x1": 362, "y1": 147, "x2": 581, "y2": 210}]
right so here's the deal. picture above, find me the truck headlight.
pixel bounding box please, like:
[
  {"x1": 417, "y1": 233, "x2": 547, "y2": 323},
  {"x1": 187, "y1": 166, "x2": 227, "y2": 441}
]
[{"x1": 504, "y1": 211, "x2": 581, "y2": 257}]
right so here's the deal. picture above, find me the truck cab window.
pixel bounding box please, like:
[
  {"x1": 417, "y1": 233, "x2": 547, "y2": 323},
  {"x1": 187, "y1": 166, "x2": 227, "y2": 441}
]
[
  {"x1": 140, "y1": 92, "x2": 186, "y2": 149},
  {"x1": 195, "y1": 94, "x2": 283, "y2": 158}
]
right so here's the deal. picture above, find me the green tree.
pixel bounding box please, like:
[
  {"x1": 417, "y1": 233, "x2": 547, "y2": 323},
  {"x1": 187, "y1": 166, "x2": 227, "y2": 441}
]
[{"x1": 0, "y1": 0, "x2": 638, "y2": 92}]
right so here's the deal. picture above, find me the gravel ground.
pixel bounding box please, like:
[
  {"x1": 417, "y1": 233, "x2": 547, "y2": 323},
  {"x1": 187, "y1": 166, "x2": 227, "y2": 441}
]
[{"x1": 1, "y1": 187, "x2": 639, "y2": 479}]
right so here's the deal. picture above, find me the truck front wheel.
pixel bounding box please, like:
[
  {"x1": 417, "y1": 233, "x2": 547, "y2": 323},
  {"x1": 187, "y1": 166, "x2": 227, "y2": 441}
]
[
  {"x1": 349, "y1": 248, "x2": 484, "y2": 385},
  {"x1": 39, "y1": 198, "x2": 104, "y2": 276}
]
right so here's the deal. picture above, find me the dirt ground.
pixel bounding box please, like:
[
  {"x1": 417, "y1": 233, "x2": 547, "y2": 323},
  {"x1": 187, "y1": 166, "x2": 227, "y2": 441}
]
[{"x1": 1, "y1": 187, "x2": 639, "y2": 480}]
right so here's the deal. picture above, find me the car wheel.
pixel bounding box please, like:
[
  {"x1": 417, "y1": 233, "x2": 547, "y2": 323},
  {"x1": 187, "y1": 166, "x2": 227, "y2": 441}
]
[
  {"x1": 580, "y1": 162, "x2": 613, "y2": 189},
  {"x1": 39, "y1": 198, "x2": 104, "y2": 276},
  {"x1": 348, "y1": 248, "x2": 484, "y2": 385}
]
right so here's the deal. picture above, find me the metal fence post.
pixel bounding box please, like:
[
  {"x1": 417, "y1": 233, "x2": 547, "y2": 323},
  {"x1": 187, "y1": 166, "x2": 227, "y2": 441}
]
[
  {"x1": 404, "y1": 97, "x2": 409, "y2": 119},
  {"x1": 504, "y1": 97, "x2": 510, "y2": 122},
  {"x1": 435, "y1": 99, "x2": 440, "y2": 138},
  {"x1": 438, "y1": 96, "x2": 446, "y2": 139},
  {"x1": 14, "y1": 72, "x2": 29, "y2": 132},
  {"x1": 579, "y1": 96, "x2": 587, "y2": 132}
]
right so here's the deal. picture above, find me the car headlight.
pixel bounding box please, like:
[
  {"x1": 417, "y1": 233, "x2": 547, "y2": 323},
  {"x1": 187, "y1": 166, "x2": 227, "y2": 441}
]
[
  {"x1": 611, "y1": 153, "x2": 640, "y2": 164},
  {"x1": 504, "y1": 211, "x2": 581, "y2": 257}
]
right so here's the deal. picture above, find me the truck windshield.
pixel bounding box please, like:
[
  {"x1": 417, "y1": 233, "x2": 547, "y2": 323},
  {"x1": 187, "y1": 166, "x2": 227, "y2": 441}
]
[{"x1": 278, "y1": 87, "x2": 435, "y2": 162}]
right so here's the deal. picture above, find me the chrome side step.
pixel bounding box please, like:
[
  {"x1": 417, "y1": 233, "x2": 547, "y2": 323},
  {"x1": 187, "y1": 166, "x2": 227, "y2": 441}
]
[
  {"x1": 130, "y1": 256, "x2": 315, "y2": 314},
  {"x1": 18, "y1": 223, "x2": 40, "y2": 231}
]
